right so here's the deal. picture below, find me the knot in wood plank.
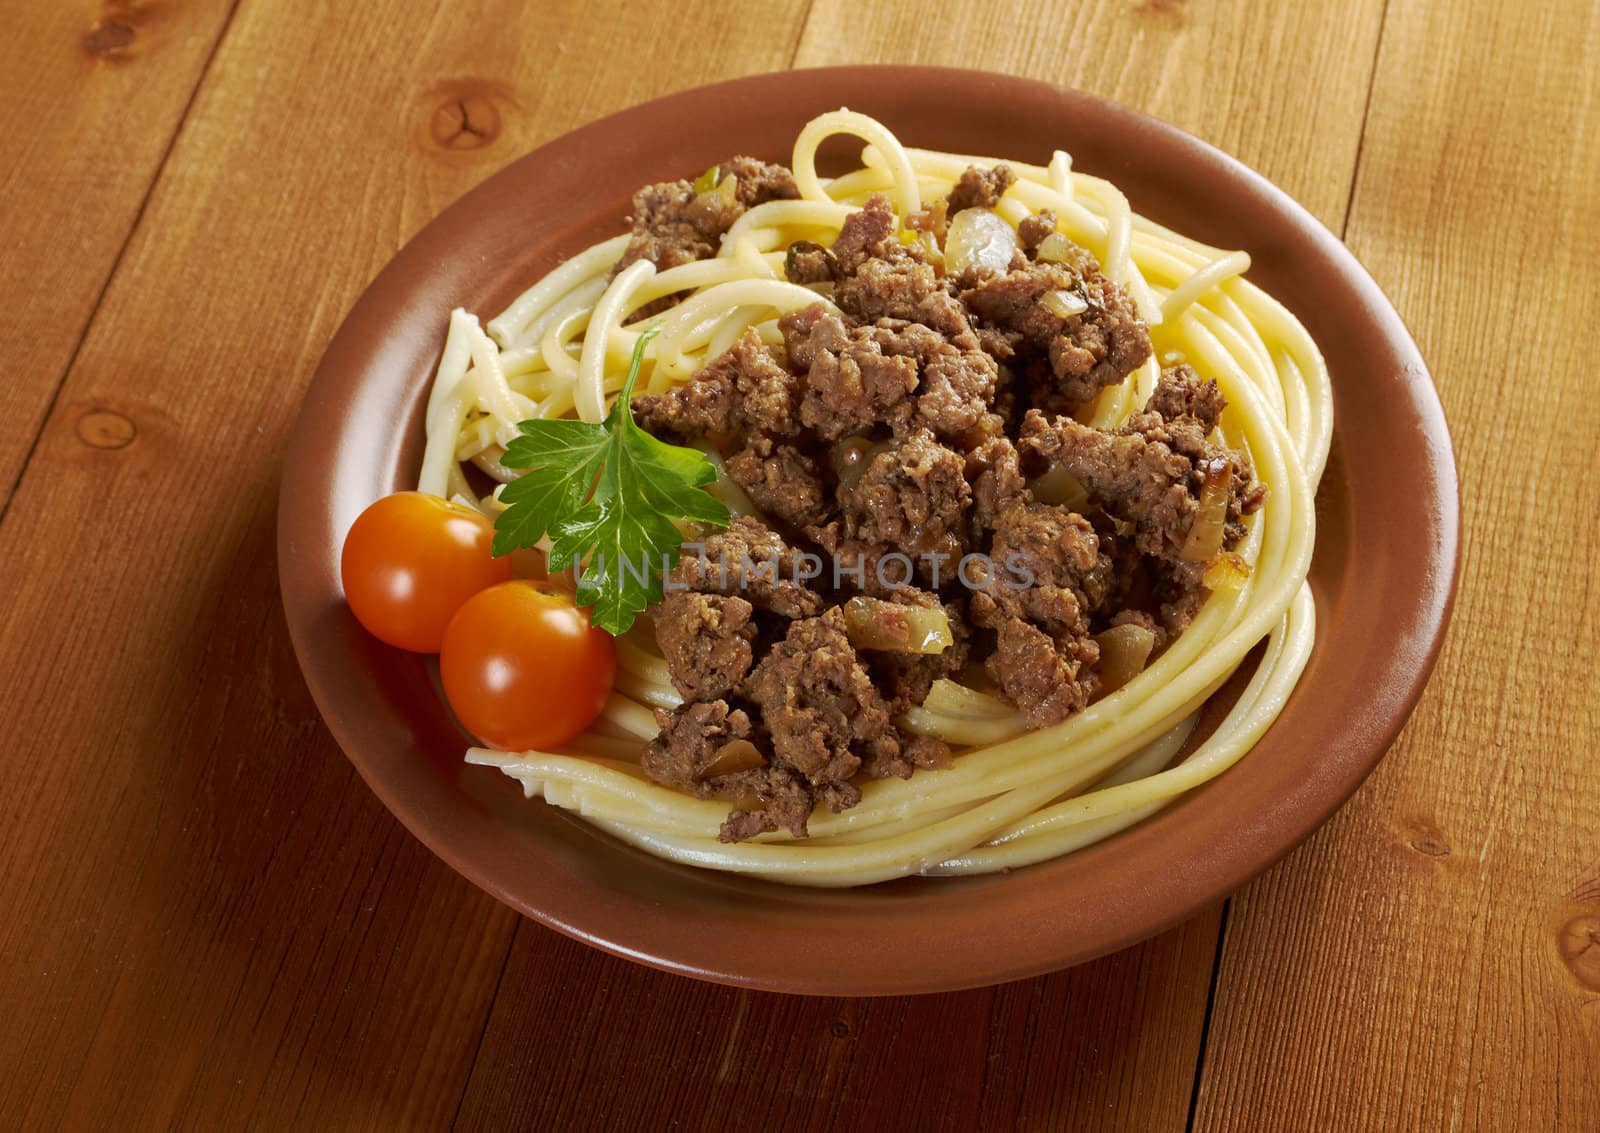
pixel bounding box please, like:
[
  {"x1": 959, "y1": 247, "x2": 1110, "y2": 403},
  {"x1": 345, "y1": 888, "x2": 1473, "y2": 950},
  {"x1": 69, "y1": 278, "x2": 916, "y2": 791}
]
[
  {"x1": 431, "y1": 92, "x2": 501, "y2": 150},
  {"x1": 76, "y1": 409, "x2": 137, "y2": 449},
  {"x1": 84, "y1": 20, "x2": 136, "y2": 56},
  {"x1": 1403, "y1": 819, "x2": 1451, "y2": 858},
  {"x1": 1557, "y1": 915, "x2": 1600, "y2": 992}
]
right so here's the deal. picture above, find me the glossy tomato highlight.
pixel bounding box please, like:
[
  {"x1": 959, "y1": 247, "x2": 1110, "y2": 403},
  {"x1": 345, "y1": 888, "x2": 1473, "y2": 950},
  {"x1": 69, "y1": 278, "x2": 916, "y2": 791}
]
[
  {"x1": 339, "y1": 491, "x2": 512, "y2": 652},
  {"x1": 439, "y1": 581, "x2": 616, "y2": 751}
]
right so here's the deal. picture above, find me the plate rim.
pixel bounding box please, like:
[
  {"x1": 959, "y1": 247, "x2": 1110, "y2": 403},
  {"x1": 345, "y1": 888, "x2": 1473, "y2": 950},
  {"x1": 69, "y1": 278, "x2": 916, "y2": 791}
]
[{"x1": 277, "y1": 65, "x2": 1460, "y2": 995}]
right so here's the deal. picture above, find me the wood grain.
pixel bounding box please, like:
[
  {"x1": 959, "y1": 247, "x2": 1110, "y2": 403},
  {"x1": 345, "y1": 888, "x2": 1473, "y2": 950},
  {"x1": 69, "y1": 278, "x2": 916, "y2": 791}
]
[
  {"x1": 0, "y1": 0, "x2": 806, "y2": 1127},
  {"x1": 453, "y1": 914, "x2": 1220, "y2": 1132},
  {"x1": 1193, "y1": 0, "x2": 1600, "y2": 1129},
  {"x1": 0, "y1": 0, "x2": 238, "y2": 512}
]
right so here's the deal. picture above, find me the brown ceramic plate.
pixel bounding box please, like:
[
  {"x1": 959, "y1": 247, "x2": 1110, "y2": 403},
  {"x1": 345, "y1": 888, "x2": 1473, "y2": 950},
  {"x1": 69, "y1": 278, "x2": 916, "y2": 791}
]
[{"x1": 278, "y1": 67, "x2": 1458, "y2": 995}]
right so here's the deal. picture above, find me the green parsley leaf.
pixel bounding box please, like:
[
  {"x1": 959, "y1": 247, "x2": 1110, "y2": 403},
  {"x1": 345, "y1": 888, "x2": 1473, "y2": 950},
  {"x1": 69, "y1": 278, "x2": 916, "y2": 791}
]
[{"x1": 493, "y1": 325, "x2": 731, "y2": 635}]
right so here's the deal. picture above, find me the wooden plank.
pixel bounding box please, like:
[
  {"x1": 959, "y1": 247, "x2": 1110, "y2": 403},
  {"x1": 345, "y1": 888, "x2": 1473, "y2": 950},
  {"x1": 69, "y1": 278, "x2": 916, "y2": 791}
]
[
  {"x1": 793, "y1": 0, "x2": 1387, "y2": 229},
  {"x1": 0, "y1": 1, "x2": 808, "y2": 1128},
  {"x1": 1193, "y1": 1, "x2": 1600, "y2": 1128},
  {"x1": 451, "y1": 914, "x2": 1221, "y2": 1132},
  {"x1": 0, "y1": 0, "x2": 238, "y2": 511},
  {"x1": 454, "y1": 3, "x2": 1388, "y2": 1130}
]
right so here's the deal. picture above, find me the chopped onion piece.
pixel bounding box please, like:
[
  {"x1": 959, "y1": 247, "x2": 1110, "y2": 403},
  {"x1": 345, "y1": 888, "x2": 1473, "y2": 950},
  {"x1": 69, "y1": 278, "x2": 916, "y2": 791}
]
[
  {"x1": 695, "y1": 172, "x2": 738, "y2": 213},
  {"x1": 843, "y1": 596, "x2": 953, "y2": 654},
  {"x1": 922, "y1": 678, "x2": 1014, "y2": 719},
  {"x1": 943, "y1": 208, "x2": 1018, "y2": 275},
  {"x1": 1040, "y1": 289, "x2": 1089, "y2": 319},
  {"x1": 1035, "y1": 232, "x2": 1075, "y2": 264},
  {"x1": 1030, "y1": 465, "x2": 1089, "y2": 512},
  {"x1": 699, "y1": 739, "x2": 766, "y2": 780},
  {"x1": 1203, "y1": 551, "x2": 1252, "y2": 590},
  {"x1": 831, "y1": 436, "x2": 886, "y2": 488},
  {"x1": 1094, "y1": 624, "x2": 1157, "y2": 695},
  {"x1": 1180, "y1": 457, "x2": 1232, "y2": 561},
  {"x1": 692, "y1": 164, "x2": 721, "y2": 193},
  {"x1": 697, "y1": 445, "x2": 760, "y2": 517}
]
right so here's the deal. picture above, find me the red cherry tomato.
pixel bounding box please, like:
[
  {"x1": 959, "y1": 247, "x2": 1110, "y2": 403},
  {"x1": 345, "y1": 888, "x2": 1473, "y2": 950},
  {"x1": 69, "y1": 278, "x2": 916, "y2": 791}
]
[
  {"x1": 440, "y1": 581, "x2": 616, "y2": 751},
  {"x1": 340, "y1": 492, "x2": 512, "y2": 652}
]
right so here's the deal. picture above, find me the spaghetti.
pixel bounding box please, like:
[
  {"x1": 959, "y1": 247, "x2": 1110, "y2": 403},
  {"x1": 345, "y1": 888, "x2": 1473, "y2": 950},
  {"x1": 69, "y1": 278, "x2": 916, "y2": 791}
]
[{"x1": 416, "y1": 110, "x2": 1332, "y2": 887}]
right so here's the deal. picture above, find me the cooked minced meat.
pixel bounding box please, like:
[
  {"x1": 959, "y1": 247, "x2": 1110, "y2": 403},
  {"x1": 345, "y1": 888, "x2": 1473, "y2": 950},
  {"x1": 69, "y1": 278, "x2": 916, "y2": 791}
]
[
  {"x1": 834, "y1": 428, "x2": 972, "y2": 566},
  {"x1": 864, "y1": 589, "x2": 970, "y2": 715},
  {"x1": 651, "y1": 592, "x2": 756, "y2": 701},
  {"x1": 946, "y1": 163, "x2": 1016, "y2": 214},
  {"x1": 1017, "y1": 209, "x2": 1058, "y2": 251},
  {"x1": 724, "y1": 435, "x2": 832, "y2": 529},
  {"x1": 960, "y1": 253, "x2": 1151, "y2": 408},
  {"x1": 617, "y1": 156, "x2": 799, "y2": 274},
  {"x1": 985, "y1": 617, "x2": 1100, "y2": 730},
  {"x1": 745, "y1": 607, "x2": 896, "y2": 785},
  {"x1": 1017, "y1": 366, "x2": 1265, "y2": 564},
  {"x1": 668, "y1": 515, "x2": 823, "y2": 620},
  {"x1": 633, "y1": 329, "x2": 801, "y2": 439},
  {"x1": 965, "y1": 436, "x2": 1029, "y2": 532},
  {"x1": 780, "y1": 306, "x2": 919, "y2": 439},
  {"x1": 611, "y1": 161, "x2": 1263, "y2": 839}
]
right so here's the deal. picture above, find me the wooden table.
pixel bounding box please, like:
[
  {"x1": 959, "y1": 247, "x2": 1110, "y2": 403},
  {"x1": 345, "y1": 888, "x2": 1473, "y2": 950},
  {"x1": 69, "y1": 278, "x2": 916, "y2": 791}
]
[{"x1": 2, "y1": 1, "x2": 1594, "y2": 1128}]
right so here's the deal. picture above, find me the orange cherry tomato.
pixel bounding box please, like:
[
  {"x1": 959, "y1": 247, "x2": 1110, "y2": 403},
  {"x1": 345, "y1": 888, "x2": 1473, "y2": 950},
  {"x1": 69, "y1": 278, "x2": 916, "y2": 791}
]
[
  {"x1": 340, "y1": 492, "x2": 512, "y2": 652},
  {"x1": 439, "y1": 581, "x2": 616, "y2": 751}
]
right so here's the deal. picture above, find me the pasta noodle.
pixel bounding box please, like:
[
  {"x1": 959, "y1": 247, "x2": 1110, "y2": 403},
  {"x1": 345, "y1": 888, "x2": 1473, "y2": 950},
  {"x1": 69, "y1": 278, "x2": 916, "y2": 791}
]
[{"x1": 419, "y1": 112, "x2": 1332, "y2": 886}]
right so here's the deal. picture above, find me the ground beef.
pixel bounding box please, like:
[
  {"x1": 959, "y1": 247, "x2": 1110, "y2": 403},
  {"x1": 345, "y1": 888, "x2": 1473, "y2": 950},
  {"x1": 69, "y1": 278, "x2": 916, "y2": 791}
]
[
  {"x1": 960, "y1": 243, "x2": 1151, "y2": 408},
  {"x1": 1125, "y1": 367, "x2": 1226, "y2": 464},
  {"x1": 721, "y1": 156, "x2": 802, "y2": 208},
  {"x1": 1143, "y1": 363, "x2": 1226, "y2": 433},
  {"x1": 864, "y1": 730, "x2": 954, "y2": 780},
  {"x1": 669, "y1": 516, "x2": 823, "y2": 619},
  {"x1": 1014, "y1": 367, "x2": 1267, "y2": 643},
  {"x1": 780, "y1": 305, "x2": 918, "y2": 439},
  {"x1": 945, "y1": 164, "x2": 1016, "y2": 214},
  {"x1": 716, "y1": 772, "x2": 818, "y2": 842},
  {"x1": 984, "y1": 617, "x2": 1100, "y2": 728},
  {"x1": 986, "y1": 500, "x2": 1113, "y2": 623},
  {"x1": 965, "y1": 436, "x2": 1028, "y2": 532},
  {"x1": 641, "y1": 699, "x2": 754, "y2": 788},
  {"x1": 830, "y1": 193, "x2": 899, "y2": 274},
  {"x1": 639, "y1": 700, "x2": 823, "y2": 841},
  {"x1": 910, "y1": 325, "x2": 998, "y2": 439},
  {"x1": 1153, "y1": 557, "x2": 1210, "y2": 640},
  {"x1": 835, "y1": 428, "x2": 972, "y2": 566},
  {"x1": 904, "y1": 198, "x2": 949, "y2": 244},
  {"x1": 1018, "y1": 409, "x2": 1198, "y2": 561},
  {"x1": 739, "y1": 606, "x2": 951, "y2": 795},
  {"x1": 784, "y1": 240, "x2": 837, "y2": 285},
  {"x1": 1017, "y1": 366, "x2": 1265, "y2": 562},
  {"x1": 964, "y1": 501, "x2": 1106, "y2": 726},
  {"x1": 1018, "y1": 209, "x2": 1057, "y2": 251},
  {"x1": 838, "y1": 256, "x2": 972, "y2": 338},
  {"x1": 1126, "y1": 366, "x2": 1266, "y2": 545},
  {"x1": 823, "y1": 196, "x2": 975, "y2": 339},
  {"x1": 651, "y1": 592, "x2": 757, "y2": 701},
  {"x1": 616, "y1": 157, "x2": 799, "y2": 274},
  {"x1": 633, "y1": 330, "x2": 800, "y2": 440},
  {"x1": 805, "y1": 525, "x2": 923, "y2": 599},
  {"x1": 778, "y1": 304, "x2": 997, "y2": 442},
  {"x1": 725, "y1": 435, "x2": 832, "y2": 528},
  {"x1": 745, "y1": 607, "x2": 896, "y2": 785}
]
